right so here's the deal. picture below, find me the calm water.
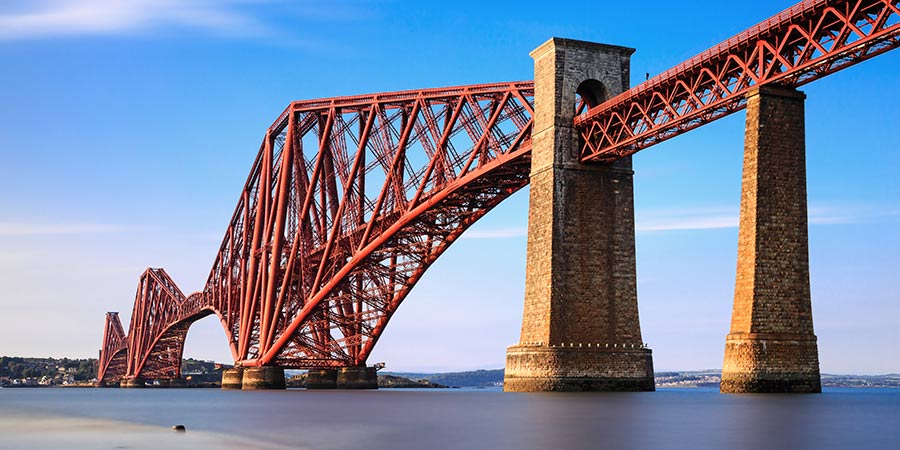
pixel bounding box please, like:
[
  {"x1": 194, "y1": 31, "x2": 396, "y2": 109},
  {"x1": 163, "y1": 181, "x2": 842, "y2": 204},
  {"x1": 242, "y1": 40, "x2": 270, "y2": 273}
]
[{"x1": 1, "y1": 387, "x2": 898, "y2": 450}]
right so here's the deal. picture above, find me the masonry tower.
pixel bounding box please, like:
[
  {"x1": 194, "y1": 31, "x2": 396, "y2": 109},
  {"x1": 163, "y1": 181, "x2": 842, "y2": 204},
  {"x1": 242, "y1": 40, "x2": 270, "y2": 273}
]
[
  {"x1": 721, "y1": 85, "x2": 821, "y2": 393},
  {"x1": 504, "y1": 38, "x2": 654, "y2": 391}
]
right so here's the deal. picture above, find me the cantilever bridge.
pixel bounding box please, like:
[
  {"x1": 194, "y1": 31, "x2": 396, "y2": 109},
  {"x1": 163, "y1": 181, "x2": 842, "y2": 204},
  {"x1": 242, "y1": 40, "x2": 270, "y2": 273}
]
[{"x1": 98, "y1": 0, "x2": 900, "y2": 392}]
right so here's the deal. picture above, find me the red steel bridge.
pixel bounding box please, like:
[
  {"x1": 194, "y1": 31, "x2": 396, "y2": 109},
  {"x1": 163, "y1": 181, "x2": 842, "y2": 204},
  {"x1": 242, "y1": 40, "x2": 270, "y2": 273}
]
[{"x1": 98, "y1": 0, "x2": 900, "y2": 386}]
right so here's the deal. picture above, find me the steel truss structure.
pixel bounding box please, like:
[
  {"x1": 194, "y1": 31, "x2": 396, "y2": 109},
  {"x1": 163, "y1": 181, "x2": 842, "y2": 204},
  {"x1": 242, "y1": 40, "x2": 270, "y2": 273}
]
[
  {"x1": 96, "y1": 312, "x2": 128, "y2": 382},
  {"x1": 98, "y1": 83, "x2": 535, "y2": 381},
  {"x1": 124, "y1": 269, "x2": 222, "y2": 379},
  {"x1": 97, "y1": 0, "x2": 900, "y2": 383},
  {"x1": 577, "y1": 0, "x2": 900, "y2": 162}
]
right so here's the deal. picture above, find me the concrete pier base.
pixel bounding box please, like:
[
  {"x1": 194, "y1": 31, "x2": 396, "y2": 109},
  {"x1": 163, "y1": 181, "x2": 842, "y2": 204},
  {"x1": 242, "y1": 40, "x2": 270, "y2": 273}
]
[
  {"x1": 241, "y1": 366, "x2": 286, "y2": 390},
  {"x1": 305, "y1": 369, "x2": 338, "y2": 389},
  {"x1": 120, "y1": 377, "x2": 146, "y2": 388},
  {"x1": 336, "y1": 367, "x2": 378, "y2": 389},
  {"x1": 221, "y1": 368, "x2": 244, "y2": 390},
  {"x1": 95, "y1": 380, "x2": 121, "y2": 388},
  {"x1": 505, "y1": 345, "x2": 654, "y2": 392}
]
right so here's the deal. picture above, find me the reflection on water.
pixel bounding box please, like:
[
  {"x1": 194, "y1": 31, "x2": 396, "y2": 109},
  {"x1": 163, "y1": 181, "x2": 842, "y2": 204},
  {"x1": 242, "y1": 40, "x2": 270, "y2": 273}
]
[{"x1": 1, "y1": 387, "x2": 898, "y2": 450}]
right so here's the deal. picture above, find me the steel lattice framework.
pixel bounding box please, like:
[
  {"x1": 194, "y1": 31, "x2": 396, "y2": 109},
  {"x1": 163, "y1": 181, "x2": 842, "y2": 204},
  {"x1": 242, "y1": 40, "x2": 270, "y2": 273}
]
[
  {"x1": 212, "y1": 82, "x2": 535, "y2": 368},
  {"x1": 120, "y1": 269, "x2": 224, "y2": 380},
  {"x1": 96, "y1": 312, "x2": 128, "y2": 383},
  {"x1": 97, "y1": 0, "x2": 900, "y2": 383},
  {"x1": 98, "y1": 83, "x2": 535, "y2": 381},
  {"x1": 577, "y1": 0, "x2": 900, "y2": 162}
]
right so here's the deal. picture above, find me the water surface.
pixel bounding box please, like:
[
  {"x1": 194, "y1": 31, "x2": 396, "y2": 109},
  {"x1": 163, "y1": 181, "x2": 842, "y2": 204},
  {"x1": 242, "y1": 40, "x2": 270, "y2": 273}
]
[{"x1": 1, "y1": 387, "x2": 898, "y2": 449}]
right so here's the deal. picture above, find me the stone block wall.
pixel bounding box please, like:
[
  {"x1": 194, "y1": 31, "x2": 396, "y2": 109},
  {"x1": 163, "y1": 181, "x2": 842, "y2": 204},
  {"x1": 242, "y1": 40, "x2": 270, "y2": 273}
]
[
  {"x1": 505, "y1": 345, "x2": 654, "y2": 392},
  {"x1": 722, "y1": 85, "x2": 821, "y2": 393},
  {"x1": 505, "y1": 38, "x2": 653, "y2": 391}
]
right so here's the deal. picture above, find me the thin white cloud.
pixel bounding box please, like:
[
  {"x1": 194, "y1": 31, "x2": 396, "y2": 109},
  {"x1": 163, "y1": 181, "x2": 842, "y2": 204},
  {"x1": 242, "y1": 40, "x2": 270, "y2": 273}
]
[
  {"x1": 457, "y1": 203, "x2": 898, "y2": 238},
  {"x1": 636, "y1": 206, "x2": 737, "y2": 232},
  {"x1": 636, "y1": 203, "x2": 900, "y2": 233},
  {"x1": 0, "y1": 0, "x2": 272, "y2": 40},
  {"x1": 0, "y1": 251, "x2": 40, "y2": 263},
  {"x1": 0, "y1": 223, "x2": 135, "y2": 236},
  {"x1": 461, "y1": 227, "x2": 527, "y2": 240},
  {"x1": 807, "y1": 205, "x2": 873, "y2": 225},
  {"x1": 637, "y1": 214, "x2": 737, "y2": 232}
]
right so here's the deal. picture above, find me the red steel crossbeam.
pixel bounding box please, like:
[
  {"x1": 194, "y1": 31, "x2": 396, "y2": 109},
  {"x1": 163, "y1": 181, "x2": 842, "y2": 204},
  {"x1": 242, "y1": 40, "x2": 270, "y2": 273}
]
[
  {"x1": 96, "y1": 312, "x2": 128, "y2": 383},
  {"x1": 202, "y1": 82, "x2": 534, "y2": 368},
  {"x1": 576, "y1": 0, "x2": 900, "y2": 162}
]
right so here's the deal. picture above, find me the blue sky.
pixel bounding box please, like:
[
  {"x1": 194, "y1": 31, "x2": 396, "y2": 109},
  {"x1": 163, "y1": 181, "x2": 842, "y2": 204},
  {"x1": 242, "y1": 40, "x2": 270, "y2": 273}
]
[{"x1": 0, "y1": 0, "x2": 897, "y2": 374}]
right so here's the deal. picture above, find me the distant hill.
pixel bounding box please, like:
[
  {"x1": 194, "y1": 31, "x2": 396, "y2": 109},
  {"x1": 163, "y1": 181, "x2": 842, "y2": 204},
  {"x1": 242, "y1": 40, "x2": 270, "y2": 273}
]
[
  {"x1": 821, "y1": 373, "x2": 900, "y2": 388},
  {"x1": 378, "y1": 375, "x2": 448, "y2": 388},
  {"x1": 181, "y1": 358, "x2": 231, "y2": 374},
  {"x1": 384, "y1": 369, "x2": 504, "y2": 387},
  {"x1": 285, "y1": 373, "x2": 447, "y2": 388},
  {"x1": 0, "y1": 356, "x2": 95, "y2": 384},
  {"x1": 5, "y1": 355, "x2": 897, "y2": 389},
  {"x1": 658, "y1": 370, "x2": 900, "y2": 388},
  {"x1": 383, "y1": 369, "x2": 900, "y2": 389},
  {"x1": 0, "y1": 356, "x2": 229, "y2": 387}
]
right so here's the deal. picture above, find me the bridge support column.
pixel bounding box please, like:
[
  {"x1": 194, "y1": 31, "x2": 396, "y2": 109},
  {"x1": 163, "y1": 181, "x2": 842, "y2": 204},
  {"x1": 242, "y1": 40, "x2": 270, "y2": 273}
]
[
  {"x1": 504, "y1": 38, "x2": 654, "y2": 392},
  {"x1": 221, "y1": 368, "x2": 244, "y2": 390},
  {"x1": 305, "y1": 369, "x2": 338, "y2": 389},
  {"x1": 120, "y1": 377, "x2": 146, "y2": 388},
  {"x1": 241, "y1": 366, "x2": 286, "y2": 390},
  {"x1": 336, "y1": 366, "x2": 378, "y2": 389},
  {"x1": 721, "y1": 86, "x2": 821, "y2": 394}
]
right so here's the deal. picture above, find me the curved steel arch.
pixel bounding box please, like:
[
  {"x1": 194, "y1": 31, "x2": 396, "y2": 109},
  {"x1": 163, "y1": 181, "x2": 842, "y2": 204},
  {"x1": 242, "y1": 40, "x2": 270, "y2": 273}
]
[
  {"x1": 133, "y1": 306, "x2": 227, "y2": 380},
  {"x1": 99, "y1": 83, "x2": 535, "y2": 378},
  {"x1": 121, "y1": 270, "x2": 235, "y2": 380},
  {"x1": 213, "y1": 82, "x2": 535, "y2": 367}
]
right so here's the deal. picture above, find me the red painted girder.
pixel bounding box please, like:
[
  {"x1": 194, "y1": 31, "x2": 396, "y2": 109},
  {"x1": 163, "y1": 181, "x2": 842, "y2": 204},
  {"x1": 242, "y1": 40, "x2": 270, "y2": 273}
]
[
  {"x1": 264, "y1": 82, "x2": 536, "y2": 134},
  {"x1": 576, "y1": 0, "x2": 900, "y2": 162}
]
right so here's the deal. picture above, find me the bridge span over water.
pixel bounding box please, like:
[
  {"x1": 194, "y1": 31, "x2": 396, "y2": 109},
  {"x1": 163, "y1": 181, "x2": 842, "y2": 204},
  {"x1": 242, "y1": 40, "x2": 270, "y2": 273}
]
[{"x1": 98, "y1": 0, "x2": 900, "y2": 392}]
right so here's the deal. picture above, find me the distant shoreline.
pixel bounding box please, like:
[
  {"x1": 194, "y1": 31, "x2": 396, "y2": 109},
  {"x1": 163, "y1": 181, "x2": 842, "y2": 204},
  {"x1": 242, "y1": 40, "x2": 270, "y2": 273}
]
[{"x1": 3, "y1": 355, "x2": 898, "y2": 389}]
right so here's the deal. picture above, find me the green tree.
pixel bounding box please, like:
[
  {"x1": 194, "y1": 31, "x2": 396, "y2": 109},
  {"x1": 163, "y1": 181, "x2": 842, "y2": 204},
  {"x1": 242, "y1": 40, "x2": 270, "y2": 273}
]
[{"x1": 10, "y1": 363, "x2": 25, "y2": 378}]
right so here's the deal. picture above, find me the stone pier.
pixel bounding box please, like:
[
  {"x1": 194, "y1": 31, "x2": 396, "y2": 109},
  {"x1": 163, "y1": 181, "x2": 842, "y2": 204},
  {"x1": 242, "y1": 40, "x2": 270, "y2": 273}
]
[
  {"x1": 306, "y1": 369, "x2": 338, "y2": 389},
  {"x1": 336, "y1": 366, "x2": 378, "y2": 389},
  {"x1": 221, "y1": 368, "x2": 244, "y2": 390},
  {"x1": 504, "y1": 38, "x2": 654, "y2": 392},
  {"x1": 241, "y1": 366, "x2": 286, "y2": 390},
  {"x1": 120, "y1": 377, "x2": 146, "y2": 388},
  {"x1": 721, "y1": 85, "x2": 821, "y2": 393}
]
